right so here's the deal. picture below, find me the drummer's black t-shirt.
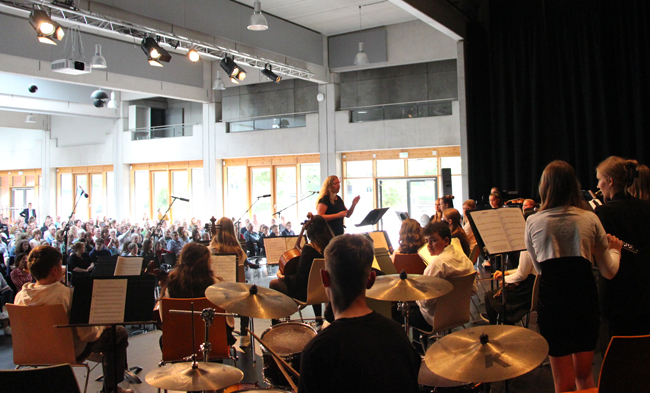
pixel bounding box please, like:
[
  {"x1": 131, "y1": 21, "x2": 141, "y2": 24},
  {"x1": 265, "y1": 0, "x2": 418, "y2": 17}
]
[
  {"x1": 298, "y1": 311, "x2": 421, "y2": 393},
  {"x1": 318, "y1": 196, "x2": 346, "y2": 236}
]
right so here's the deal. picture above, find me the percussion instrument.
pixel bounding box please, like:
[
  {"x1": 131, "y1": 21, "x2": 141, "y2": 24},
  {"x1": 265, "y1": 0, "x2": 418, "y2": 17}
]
[
  {"x1": 228, "y1": 389, "x2": 291, "y2": 393},
  {"x1": 366, "y1": 270, "x2": 453, "y2": 302},
  {"x1": 260, "y1": 322, "x2": 317, "y2": 388},
  {"x1": 206, "y1": 282, "x2": 298, "y2": 319},
  {"x1": 145, "y1": 361, "x2": 243, "y2": 391},
  {"x1": 425, "y1": 325, "x2": 548, "y2": 383}
]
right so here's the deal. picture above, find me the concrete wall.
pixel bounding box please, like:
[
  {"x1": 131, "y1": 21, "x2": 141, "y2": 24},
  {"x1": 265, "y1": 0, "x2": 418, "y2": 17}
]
[
  {"x1": 122, "y1": 124, "x2": 203, "y2": 164},
  {"x1": 340, "y1": 59, "x2": 458, "y2": 108},
  {"x1": 0, "y1": 128, "x2": 43, "y2": 170},
  {"x1": 222, "y1": 79, "x2": 319, "y2": 121},
  {"x1": 49, "y1": 116, "x2": 115, "y2": 167}
]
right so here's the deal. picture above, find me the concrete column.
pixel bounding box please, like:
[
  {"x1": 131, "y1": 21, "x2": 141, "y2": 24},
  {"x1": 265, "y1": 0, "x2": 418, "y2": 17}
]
[
  {"x1": 457, "y1": 40, "x2": 469, "y2": 202},
  {"x1": 318, "y1": 79, "x2": 342, "y2": 181},
  {"x1": 41, "y1": 130, "x2": 56, "y2": 219},
  {"x1": 202, "y1": 102, "x2": 222, "y2": 218},
  {"x1": 113, "y1": 93, "x2": 130, "y2": 220}
]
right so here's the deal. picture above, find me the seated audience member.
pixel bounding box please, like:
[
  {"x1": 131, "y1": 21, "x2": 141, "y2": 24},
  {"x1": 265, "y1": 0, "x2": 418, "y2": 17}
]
[
  {"x1": 11, "y1": 253, "x2": 33, "y2": 291},
  {"x1": 0, "y1": 272, "x2": 12, "y2": 335},
  {"x1": 489, "y1": 192, "x2": 503, "y2": 208},
  {"x1": 442, "y1": 208, "x2": 471, "y2": 257},
  {"x1": 298, "y1": 234, "x2": 421, "y2": 393},
  {"x1": 29, "y1": 229, "x2": 42, "y2": 249},
  {"x1": 483, "y1": 250, "x2": 538, "y2": 325},
  {"x1": 461, "y1": 200, "x2": 477, "y2": 247},
  {"x1": 411, "y1": 222, "x2": 477, "y2": 330},
  {"x1": 122, "y1": 242, "x2": 139, "y2": 257},
  {"x1": 159, "y1": 243, "x2": 236, "y2": 346},
  {"x1": 140, "y1": 240, "x2": 155, "y2": 270},
  {"x1": 392, "y1": 219, "x2": 425, "y2": 260},
  {"x1": 166, "y1": 230, "x2": 186, "y2": 256},
  {"x1": 14, "y1": 239, "x2": 32, "y2": 259},
  {"x1": 44, "y1": 225, "x2": 56, "y2": 245},
  {"x1": 243, "y1": 223, "x2": 260, "y2": 256},
  {"x1": 68, "y1": 242, "x2": 94, "y2": 283},
  {"x1": 14, "y1": 246, "x2": 132, "y2": 393},
  {"x1": 257, "y1": 225, "x2": 268, "y2": 256},
  {"x1": 281, "y1": 222, "x2": 295, "y2": 236},
  {"x1": 269, "y1": 225, "x2": 280, "y2": 237},
  {"x1": 89, "y1": 238, "x2": 112, "y2": 262}
]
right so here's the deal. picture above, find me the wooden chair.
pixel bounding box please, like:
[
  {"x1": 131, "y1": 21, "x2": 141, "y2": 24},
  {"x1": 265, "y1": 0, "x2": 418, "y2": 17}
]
[
  {"x1": 519, "y1": 274, "x2": 541, "y2": 329},
  {"x1": 293, "y1": 258, "x2": 327, "y2": 322},
  {"x1": 160, "y1": 297, "x2": 236, "y2": 366},
  {"x1": 6, "y1": 304, "x2": 100, "y2": 393},
  {"x1": 0, "y1": 364, "x2": 81, "y2": 393},
  {"x1": 469, "y1": 244, "x2": 480, "y2": 264},
  {"x1": 572, "y1": 334, "x2": 650, "y2": 393},
  {"x1": 413, "y1": 272, "x2": 477, "y2": 353},
  {"x1": 393, "y1": 253, "x2": 427, "y2": 275}
]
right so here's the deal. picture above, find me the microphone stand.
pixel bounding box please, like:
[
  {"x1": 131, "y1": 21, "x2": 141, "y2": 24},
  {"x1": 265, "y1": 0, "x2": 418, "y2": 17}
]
[
  {"x1": 62, "y1": 189, "x2": 86, "y2": 286},
  {"x1": 273, "y1": 191, "x2": 318, "y2": 217},
  {"x1": 234, "y1": 196, "x2": 266, "y2": 234},
  {"x1": 152, "y1": 197, "x2": 179, "y2": 245}
]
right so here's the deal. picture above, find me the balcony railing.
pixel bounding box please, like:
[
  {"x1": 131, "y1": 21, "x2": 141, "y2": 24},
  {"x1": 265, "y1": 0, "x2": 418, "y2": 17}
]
[
  {"x1": 345, "y1": 99, "x2": 455, "y2": 123},
  {"x1": 131, "y1": 123, "x2": 195, "y2": 140},
  {"x1": 227, "y1": 114, "x2": 309, "y2": 133}
]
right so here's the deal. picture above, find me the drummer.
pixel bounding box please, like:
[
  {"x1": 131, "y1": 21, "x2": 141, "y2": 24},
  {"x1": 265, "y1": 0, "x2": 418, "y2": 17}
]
[
  {"x1": 410, "y1": 222, "x2": 476, "y2": 334},
  {"x1": 298, "y1": 234, "x2": 421, "y2": 393}
]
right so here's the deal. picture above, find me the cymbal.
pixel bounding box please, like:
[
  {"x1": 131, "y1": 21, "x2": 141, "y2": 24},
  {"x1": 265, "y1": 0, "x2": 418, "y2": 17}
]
[
  {"x1": 145, "y1": 361, "x2": 243, "y2": 391},
  {"x1": 206, "y1": 282, "x2": 298, "y2": 319},
  {"x1": 366, "y1": 272, "x2": 453, "y2": 301},
  {"x1": 425, "y1": 325, "x2": 549, "y2": 383}
]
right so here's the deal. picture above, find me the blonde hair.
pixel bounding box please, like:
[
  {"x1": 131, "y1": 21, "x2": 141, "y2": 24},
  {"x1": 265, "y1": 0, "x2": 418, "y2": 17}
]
[
  {"x1": 597, "y1": 156, "x2": 639, "y2": 197},
  {"x1": 629, "y1": 164, "x2": 650, "y2": 201},
  {"x1": 317, "y1": 175, "x2": 339, "y2": 208},
  {"x1": 442, "y1": 208, "x2": 462, "y2": 231},
  {"x1": 461, "y1": 199, "x2": 476, "y2": 226}
]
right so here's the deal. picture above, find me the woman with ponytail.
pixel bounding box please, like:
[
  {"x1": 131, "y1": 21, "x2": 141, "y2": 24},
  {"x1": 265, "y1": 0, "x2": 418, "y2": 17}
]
[{"x1": 595, "y1": 156, "x2": 650, "y2": 339}]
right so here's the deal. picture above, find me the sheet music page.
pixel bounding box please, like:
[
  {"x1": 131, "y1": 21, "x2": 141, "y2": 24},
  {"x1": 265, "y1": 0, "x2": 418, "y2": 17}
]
[
  {"x1": 368, "y1": 231, "x2": 389, "y2": 252},
  {"x1": 497, "y1": 209, "x2": 526, "y2": 251},
  {"x1": 284, "y1": 236, "x2": 304, "y2": 249},
  {"x1": 114, "y1": 257, "x2": 142, "y2": 276},
  {"x1": 89, "y1": 279, "x2": 127, "y2": 324},
  {"x1": 264, "y1": 237, "x2": 291, "y2": 265},
  {"x1": 211, "y1": 255, "x2": 237, "y2": 282},
  {"x1": 469, "y1": 210, "x2": 511, "y2": 254},
  {"x1": 418, "y1": 244, "x2": 434, "y2": 266}
]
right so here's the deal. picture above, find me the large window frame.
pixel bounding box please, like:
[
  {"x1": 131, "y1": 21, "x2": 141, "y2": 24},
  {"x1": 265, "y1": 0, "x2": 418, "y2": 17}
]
[
  {"x1": 57, "y1": 166, "x2": 112, "y2": 222},
  {"x1": 0, "y1": 169, "x2": 42, "y2": 222}
]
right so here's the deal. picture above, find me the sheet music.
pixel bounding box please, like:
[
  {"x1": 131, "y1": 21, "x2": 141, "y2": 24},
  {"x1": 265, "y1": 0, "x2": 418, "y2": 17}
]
[
  {"x1": 211, "y1": 255, "x2": 238, "y2": 283},
  {"x1": 418, "y1": 244, "x2": 434, "y2": 266},
  {"x1": 368, "y1": 231, "x2": 389, "y2": 252},
  {"x1": 114, "y1": 257, "x2": 142, "y2": 276},
  {"x1": 88, "y1": 279, "x2": 127, "y2": 324},
  {"x1": 469, "y1": 209, "x2": 526, "y2": 255},
  {"x1": 498, "y1": 209, "x2": 526, "y2": 251},
  {"x1": 264, "y1": 237, "x2": 292, "y2": 265}
]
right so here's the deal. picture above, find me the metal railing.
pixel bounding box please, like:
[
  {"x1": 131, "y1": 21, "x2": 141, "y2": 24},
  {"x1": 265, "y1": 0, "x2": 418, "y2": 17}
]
[
  {"x1": 131, "y1": 123, "x2": 195, "y2": 140},
  {"x1": 345, "y1": 99, "x2": 455, "y2": 123},
  {"x1": 227, "y1": 114, "x2": 309, "y2": 133}
]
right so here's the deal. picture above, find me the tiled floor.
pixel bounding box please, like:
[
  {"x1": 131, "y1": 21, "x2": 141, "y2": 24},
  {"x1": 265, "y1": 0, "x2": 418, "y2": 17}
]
[{"x1": 0, "y1": 261, "x2": 602, "y2": 392}]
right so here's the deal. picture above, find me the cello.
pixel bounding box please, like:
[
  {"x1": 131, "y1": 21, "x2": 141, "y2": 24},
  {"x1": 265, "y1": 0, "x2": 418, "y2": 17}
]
[{"x1": 278, "y1": 213, "x2": 313, "y2": 276}]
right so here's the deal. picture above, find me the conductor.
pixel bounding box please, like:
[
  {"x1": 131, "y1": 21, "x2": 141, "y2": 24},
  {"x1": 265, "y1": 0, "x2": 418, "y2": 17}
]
[{"x1": 316, "y1": 176, "x2": 360, "y2": 236}]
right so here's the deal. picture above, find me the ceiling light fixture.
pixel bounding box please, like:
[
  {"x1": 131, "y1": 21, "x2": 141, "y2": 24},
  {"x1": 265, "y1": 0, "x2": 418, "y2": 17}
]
[
  {"x1": 91, "y1": 89, "x2": 110, "y2": 108},
  {"x1": 187, "y1": 47, "x2": 200, "y2": 62},
  {"x1": 248, "y1": 1, "x2": 268, "y2": 31},
  {"x1": 25, "y1": 114, "x2": 36, "y2": 123},
  {"x1": 107, "y1": 91, "x2": 118, "y2": 109},
  {"x1": 220, "y1": 55, "x2": 246, "y2": 84},
  {"x1": 29, "y1": 5, "x2": 64, "y2": 45},
  {"x1": 353, "y1": 5, "x2": 369, "y2": 66},
  {"x1": 212, "y1": 71, "x2": 226, "y2": 90},
  {"x1": 91, "y1": 44, "x2": 107, "y2": 68},
  {"x1": 261, "y1": 64, "x2": 281, "y2": 83},
  {"x1": 141, "y1": 36, "x2": 171, "y2": 65}
]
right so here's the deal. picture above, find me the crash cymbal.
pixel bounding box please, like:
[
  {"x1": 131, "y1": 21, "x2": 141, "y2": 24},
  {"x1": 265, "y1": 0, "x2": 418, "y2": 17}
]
[
  {"x1": 205, "y1": 282, "x2": 298, "y2": 319},
  {"x1": 145, "y1": 361, "x2": 243, "y2": 391},
  {"x1": 425, "y1": 325, "x2": 549, "y2": 383},
  {"x1": 366, "y1": 271, "x2": 453, "y2": 301}
]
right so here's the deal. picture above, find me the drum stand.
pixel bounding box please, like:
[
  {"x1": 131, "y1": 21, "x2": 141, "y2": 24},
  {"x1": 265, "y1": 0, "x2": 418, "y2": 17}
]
[{"x1": 397, "y1": 301, "x2": 411, "y2": 336}]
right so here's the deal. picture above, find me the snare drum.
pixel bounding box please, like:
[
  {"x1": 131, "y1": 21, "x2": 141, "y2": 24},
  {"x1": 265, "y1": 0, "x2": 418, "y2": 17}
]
[{"x1": 260, "y1": 322, "x2": 317, "y2": 388}]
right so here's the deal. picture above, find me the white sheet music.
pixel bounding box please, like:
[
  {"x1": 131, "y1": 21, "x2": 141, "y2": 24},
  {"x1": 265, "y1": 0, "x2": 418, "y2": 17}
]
[
  {"x1": 210, "y1": 255, "x2": 238, "y2": 283},
  {"x1": 368, "y1": 231, "x2": 389, "y2": 252},
  {"x1": 114, "y1": 257, "x2": 143, "y2": 276},
  {"x1": 469, "y1": 209, "x2": 526, "y2": 255},
  {"x1": 88, "y1": 279, "x2": 127, "y2": 324},
  {"x1": 264, "y1": 237, "x2": 292, "y2": 266}
]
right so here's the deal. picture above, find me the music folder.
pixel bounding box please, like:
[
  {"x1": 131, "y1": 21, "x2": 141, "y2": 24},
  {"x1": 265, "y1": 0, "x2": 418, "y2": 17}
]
[
  {"x1": 355, "y1": 207, "x2": 390, "y2": 227},
  {"x1": 467, "y1": 208, "x2": 526, "y2": 257},
  {"x1": 69, "y1": 275, "x2": 156, "y2": 325}
]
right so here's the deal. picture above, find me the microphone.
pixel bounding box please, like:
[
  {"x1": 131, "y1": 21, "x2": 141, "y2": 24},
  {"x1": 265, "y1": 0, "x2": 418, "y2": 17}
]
[
  {"x1": 172, "y1": 196, "x2": 190, "y2": 202},
  {"x1": 78, "y1": 186, "x2": 89, "y2": 198},
  {"x1": 258, "y1": 194, "x2": 272, "y2": 198}
]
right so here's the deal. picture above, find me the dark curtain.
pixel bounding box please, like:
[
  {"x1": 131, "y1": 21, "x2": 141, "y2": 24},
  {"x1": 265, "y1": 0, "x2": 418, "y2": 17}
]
[{"x1": 466, "y1": 0, "x2": 650, "y2": 200}]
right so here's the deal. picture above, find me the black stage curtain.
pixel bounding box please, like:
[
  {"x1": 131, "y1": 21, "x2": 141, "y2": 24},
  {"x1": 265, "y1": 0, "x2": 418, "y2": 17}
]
[{"x1": 466, "y1": 0, "x2": 650, "y2": 200}]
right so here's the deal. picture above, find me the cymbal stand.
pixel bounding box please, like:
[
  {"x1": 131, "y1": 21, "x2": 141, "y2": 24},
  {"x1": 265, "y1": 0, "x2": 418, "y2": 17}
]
[{"x1": 398, "y1": 300, "x2": 411, "y2": 337}]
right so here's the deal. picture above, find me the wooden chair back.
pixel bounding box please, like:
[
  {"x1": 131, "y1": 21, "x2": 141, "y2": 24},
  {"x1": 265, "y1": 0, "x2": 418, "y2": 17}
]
[
  {"x1": 469, "y1": 244, "x2": 480, "y2": 264},
  {"x1": 432, "y1": 272, "x2": 477, "y2": 333},
  {"x1": 0, "y1": 364, "x2": 81, "y2": 393},
  {"x1": 304, "y1": 258, "x2": 328, "y2": 305},
  {"x1": 393, "y1": 253, "x2": 427, "y2": 275},
  {"x1": 598, "y1": 335, "x2": 650, "y2": 392},
  {"x1": 160, "y1": 297, "x2": 230, "y2": 363}
]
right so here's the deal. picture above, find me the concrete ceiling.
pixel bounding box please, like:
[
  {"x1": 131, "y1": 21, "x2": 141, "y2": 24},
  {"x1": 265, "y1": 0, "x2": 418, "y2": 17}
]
[{"x1": 232, "y1": 0, "x2": 419, "y2": 36}]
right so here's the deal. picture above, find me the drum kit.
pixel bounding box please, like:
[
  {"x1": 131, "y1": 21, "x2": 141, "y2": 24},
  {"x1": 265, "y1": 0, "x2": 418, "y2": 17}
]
[{"x1": 146, "y1": 273, "x2": 549, "y2": 393}]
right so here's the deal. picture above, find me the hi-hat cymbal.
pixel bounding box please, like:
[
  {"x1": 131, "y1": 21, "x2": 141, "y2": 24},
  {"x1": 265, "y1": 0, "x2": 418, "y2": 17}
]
[
  {"x1": 366, "y1": 272, "x2": 453, "y2": 301},
  {"x1": 206, "y1": 282, "x2": 298, "y2": 319},
  {"x1": 425, "y1": 325, "x2": 549, "y2": 383},
  {"x1": 145, "y1": 361, "x2": 243, "y2": 391}
]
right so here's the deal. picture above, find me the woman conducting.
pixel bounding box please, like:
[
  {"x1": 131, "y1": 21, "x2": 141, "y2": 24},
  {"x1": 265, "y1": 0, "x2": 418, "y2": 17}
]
[
  {"x1": 525, "y1": 160, "x2": 621, "y2": 393},
  {"x1": 594, "y1": 156, "x2": 650, "y2": 338},
  {"x1": 316, "y1": 176, "x2": 360, "y2": 236}
]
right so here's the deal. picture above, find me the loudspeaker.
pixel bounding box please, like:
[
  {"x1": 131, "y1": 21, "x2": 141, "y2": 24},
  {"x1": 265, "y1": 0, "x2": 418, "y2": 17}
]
[{"x1": 442, "y1": 168, "x2": 453, "y2": 196}]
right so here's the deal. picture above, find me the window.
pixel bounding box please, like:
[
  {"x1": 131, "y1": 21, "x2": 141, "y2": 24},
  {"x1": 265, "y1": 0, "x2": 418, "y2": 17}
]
[
  {"x1": 349, "y1": 100, "x2": 454, "y2": 123},
  {"x1": 345, "y1": 161, "x2": 373, "y2": 178},
  {"x1": 60, "y1": 174, "x2": 73, "y2": 221},
  {"x1": 152, "y1": 172, "x2": 169, "y2": 221},
  {"x1": 299, "y1": 163, "x2": 321, "y2": 220},
  {"x1": 191, "y1": 169, "x2": 205, "y2": 220},
  {"x1": 134, "y1": 171, "x2": 150, "y2": 222},
  {"x1": 408, "y1": 158, "x2": 438, "y2": 176},
  {"x1": 251, "y1": 167, "x2": 272, "y2": 222},
  {"x1": 344, "y1": 178, "x2": 374, "y2": 235},
  {"x1": 225, "y1": 166, "x2": 248, "y2": 222},
  {"x1": 75, "y1": 175, "x2": 89, "y2": 221},
  {"x1": 275, "y1": 167, "x2": 297, "y2": 225},
  {"x1": 106, "y1": 172, "x2": 114, "y2": 219},
  {"x1": 172, "y1": 171, "x2": 189, "y2": 222},
  {"x1": 227, "y1": 114, "x2": 309, "y2": 133},
  {"x1": 376, "y1": 159, "x2": 405, "y2": 177},
  {"x1": 91, "y1": 174, "x2": 103, "y2": 219}
]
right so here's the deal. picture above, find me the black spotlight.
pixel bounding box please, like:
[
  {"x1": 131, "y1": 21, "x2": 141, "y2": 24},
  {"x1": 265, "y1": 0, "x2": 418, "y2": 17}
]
[
  {"x1": 220, "y1": 55, "x2": 246, "y2": 84},
  {"x1": 91, "y1": 89, "x2": 109, "y2": 108},
  {"x1": 141, "y1": 37, "x2": 171, "y2": 65},
  {"x1": 29, "y1": 6, "x2": 64, "y2": 45},
  {"x1": 28, "y1": 84, "x2": 38, "y2": 93},
  {"x1": 261, "y1": 64, "x2": 281, "y2": 83}
]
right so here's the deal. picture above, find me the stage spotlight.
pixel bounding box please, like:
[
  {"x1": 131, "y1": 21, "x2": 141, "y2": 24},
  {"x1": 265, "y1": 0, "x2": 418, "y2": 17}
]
[
  {"x1": 261, "y1": 64, "x2": 281, "y2": 83},
  {"x1": 188, "y1": 48, "x2": 200, "y2": 62},
  {"x1": 29, "y1": 6, "x2": 65, "y2": 45},
  {"x1": 220, "y1": 56, "x2": 239, "y2": 78},
  {"x1": 148, "y1": 57, "x2": 163, "y2": 67},
  {"x1": 141, "y1": 37, "x2": 171, "y2": 65}
]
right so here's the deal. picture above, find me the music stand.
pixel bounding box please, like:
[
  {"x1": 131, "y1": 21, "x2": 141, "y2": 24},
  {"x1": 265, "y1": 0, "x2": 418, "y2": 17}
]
[
  {"x1": 354, "y1": 207, "x2": 389, "y2": 227},
  {"x1": 374, "y1": 247, "x2": 397, "y2": 275},
  {"x1": 395, "y1": 211, "x2": 409, "y2": 221},
  {"x1": 91, "y1": 256, "x2": 118, "y2": 277}
]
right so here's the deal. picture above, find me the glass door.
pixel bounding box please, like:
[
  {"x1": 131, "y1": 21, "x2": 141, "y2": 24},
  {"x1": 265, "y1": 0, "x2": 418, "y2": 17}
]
[{"x1": 11, "y1": 188, "x2": 34, "y2": 222}]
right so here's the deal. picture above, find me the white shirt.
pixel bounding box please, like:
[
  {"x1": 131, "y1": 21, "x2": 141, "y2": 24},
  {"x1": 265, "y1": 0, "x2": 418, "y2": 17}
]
[{"x1": 504, "y1": 250, "x2": 538, "y2": 284}]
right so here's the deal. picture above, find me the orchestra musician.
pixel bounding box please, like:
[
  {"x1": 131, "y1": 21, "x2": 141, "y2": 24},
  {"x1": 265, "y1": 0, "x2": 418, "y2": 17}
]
[
  {"x1": 269, "y1": 215, "x2": 334, "y2": 323},
  {"x1": 316, "y1": 176, "x2": 360, "y2": 236},
  {"x1": 441, "y1": 208, "x2": 471, "y2": 257},
  {"x1": 391, "y1": 218, "x2": 425, "y2": 260},
  {"x1": 525, "y1": 160, "x2": 622, "y2": 393},
  {"x1": 628, "y1": 164, "x2": 650, "y2": 201},
  {"x1": 430, "y1": 198, "x2": 443, "y2": 223},
  {"x1": 461, "y1": 199, "x2": 476, "y2": 247},
  {"x1": 594, "y1": 156, "x2": 650, "y2": 338}
]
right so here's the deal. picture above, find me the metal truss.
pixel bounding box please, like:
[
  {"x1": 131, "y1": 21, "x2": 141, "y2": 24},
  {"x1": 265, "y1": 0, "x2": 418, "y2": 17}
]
[{"x1": 0, "y1": 0, "x2": 316, "y2": 80}]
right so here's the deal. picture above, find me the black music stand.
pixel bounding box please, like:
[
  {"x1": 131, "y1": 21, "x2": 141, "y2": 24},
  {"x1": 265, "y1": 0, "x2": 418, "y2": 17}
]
[
  {"x1": 354, "y1": 207, "x2": 389, "y2": 227},
  {"x1": 91, "y1": 256, "x2": 118, "y2": 277},
  {"x1": 63, "y1": 275, "x2": 156, "y2": 393}
]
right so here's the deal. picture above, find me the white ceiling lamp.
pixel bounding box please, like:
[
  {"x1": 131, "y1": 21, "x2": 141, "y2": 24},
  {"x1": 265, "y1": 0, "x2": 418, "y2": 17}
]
[
  {"x1": 25, "y1": 113, "x2": 36, "y2": 123},
  {"x1": 248, "y1": 1, "x2": 268, "y2": 31},
  {"x1": 91, "y1": 44, "x2": 107, "y2": 68},
  {"x1": 353, "y1": 5, "x2": 369, "y2": 66},
  {"x1": 107, "y1": 91, "x2": 118, "y2": 109},
  {"x1": 212, "y1": 71, "x2": 226, "y2": 90}
]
